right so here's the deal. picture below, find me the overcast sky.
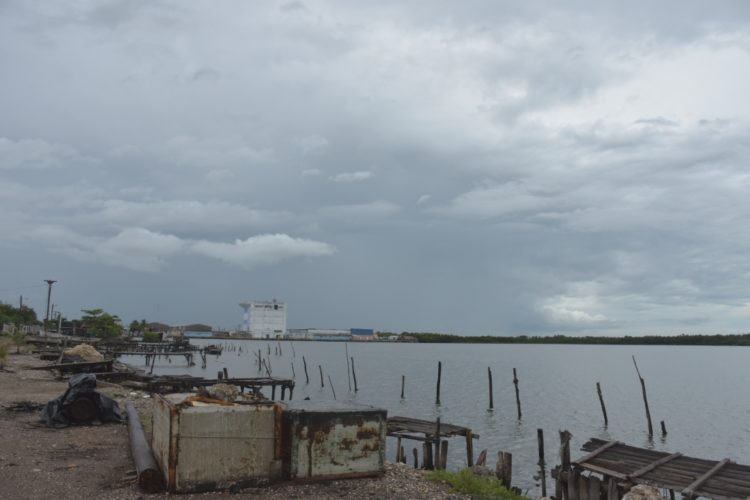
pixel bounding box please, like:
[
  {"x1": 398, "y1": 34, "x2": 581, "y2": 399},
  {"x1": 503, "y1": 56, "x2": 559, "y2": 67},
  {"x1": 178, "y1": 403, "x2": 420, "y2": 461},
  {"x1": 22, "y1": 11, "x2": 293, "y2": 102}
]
[{"x1": 2, "y1": 1, "x2": 750, "y2": 335}]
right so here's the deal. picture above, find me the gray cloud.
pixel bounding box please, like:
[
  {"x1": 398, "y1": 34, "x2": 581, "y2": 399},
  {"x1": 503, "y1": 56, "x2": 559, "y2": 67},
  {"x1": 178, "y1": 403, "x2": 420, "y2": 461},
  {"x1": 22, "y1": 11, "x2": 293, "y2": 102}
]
[{"x1": 2, "y1": 1, "x2": 750, "y2": 334}]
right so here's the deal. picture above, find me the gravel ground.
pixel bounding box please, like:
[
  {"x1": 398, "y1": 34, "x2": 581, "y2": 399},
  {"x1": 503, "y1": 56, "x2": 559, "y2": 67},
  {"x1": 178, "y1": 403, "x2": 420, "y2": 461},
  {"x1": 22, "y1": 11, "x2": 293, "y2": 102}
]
[{"x1": 0, "y1": 353, "x2": 469, "y2": 499}]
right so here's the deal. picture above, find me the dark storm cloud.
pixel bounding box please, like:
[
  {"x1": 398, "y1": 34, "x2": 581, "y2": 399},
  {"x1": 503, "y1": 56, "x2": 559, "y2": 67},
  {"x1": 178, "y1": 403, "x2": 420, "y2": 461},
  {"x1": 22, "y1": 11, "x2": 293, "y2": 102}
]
[{"x1": 1, "y1": 0, "x2": 750, "y2": 334}]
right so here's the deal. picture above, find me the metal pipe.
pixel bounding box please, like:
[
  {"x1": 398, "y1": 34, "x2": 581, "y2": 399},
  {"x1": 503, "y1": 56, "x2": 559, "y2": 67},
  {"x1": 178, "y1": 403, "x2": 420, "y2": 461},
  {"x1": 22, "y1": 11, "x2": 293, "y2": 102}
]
[{"x1": 125, "y1": 400, "x2": 165, "y2": 493}]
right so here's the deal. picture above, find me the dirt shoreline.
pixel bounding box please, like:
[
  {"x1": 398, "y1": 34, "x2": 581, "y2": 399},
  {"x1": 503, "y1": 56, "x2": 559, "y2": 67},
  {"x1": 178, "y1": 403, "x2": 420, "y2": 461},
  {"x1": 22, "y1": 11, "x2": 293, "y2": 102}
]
[{"x1": 0, "y1": 353, "x2": 468, "y2": 499}]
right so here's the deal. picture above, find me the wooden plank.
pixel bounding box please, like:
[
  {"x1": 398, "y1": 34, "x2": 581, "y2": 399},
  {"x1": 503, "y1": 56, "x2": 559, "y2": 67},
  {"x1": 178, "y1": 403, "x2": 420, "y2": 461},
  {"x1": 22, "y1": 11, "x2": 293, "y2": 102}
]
[
  {"x1": 579, "y1": 473, "x2": 590, "y2": 500},
  {"x1": 574, "y1": 441, "x2": 620, "y2": 466},
  {"x1": 606, "y1": 478, "x2": 618, "y2": 500},
  {"x1": 682, "y1": 458, "x2": 731, "y2": 499},
  {"x1": 589, "y1": 475, "x2": 601, "y2": 500},
  {"x1": 568, "y1": 468, "x2": 580, "y2": 500},
  {"x1": 576, "y1": 462, "x2": 628, "y2": 481},
  {"x1": 627, "y1": 452, "x2": 682, "y2": 479}
]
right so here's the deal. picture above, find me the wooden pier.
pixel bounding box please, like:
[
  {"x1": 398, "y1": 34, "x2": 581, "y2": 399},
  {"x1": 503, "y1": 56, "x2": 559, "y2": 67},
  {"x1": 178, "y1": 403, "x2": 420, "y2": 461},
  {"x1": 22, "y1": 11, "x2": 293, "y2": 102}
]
[
  {"x1": 555, "y1": 437, "x2": 750, "y2": 500},
  {"x1": 387, "y1": 415, "x2": 479, "y2": 469},
  {"x1": 144, "y1": 375, "x2": 296, "y2": 400}
]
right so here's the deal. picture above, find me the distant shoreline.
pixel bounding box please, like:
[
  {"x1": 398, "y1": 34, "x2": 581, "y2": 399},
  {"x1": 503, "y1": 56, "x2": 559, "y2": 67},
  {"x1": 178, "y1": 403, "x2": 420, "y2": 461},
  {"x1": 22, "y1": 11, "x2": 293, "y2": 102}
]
[
  {"x1": 189, "y1": 332, "x2": 750, "y2": 346},
  {"x1": 396, "y1": 332, "x2": 750, "y2": 346}
]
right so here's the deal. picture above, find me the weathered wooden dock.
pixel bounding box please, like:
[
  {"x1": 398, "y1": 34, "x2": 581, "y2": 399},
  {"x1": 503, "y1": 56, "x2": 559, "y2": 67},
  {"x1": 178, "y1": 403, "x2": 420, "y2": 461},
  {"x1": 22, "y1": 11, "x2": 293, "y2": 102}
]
[
  {"x1": 387, "y1": 415, "x2": 479, "y2": 469},
  {"x1": 144, "y1": 375, "x2": 296, "y2": 400},
  {"x1": 555, "y1": 436, "x2": 750, "y2": 500}
]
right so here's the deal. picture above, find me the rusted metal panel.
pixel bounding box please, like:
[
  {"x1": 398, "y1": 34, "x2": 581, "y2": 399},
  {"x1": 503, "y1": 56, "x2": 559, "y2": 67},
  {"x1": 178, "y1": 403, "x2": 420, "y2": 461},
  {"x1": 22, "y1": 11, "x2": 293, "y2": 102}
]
[
  {"x1": 151, "y1": 393, "x2": 282, "y2": 493},
  {"x1": 282, "y1": 401, "x2": 387, "y2": 481}
]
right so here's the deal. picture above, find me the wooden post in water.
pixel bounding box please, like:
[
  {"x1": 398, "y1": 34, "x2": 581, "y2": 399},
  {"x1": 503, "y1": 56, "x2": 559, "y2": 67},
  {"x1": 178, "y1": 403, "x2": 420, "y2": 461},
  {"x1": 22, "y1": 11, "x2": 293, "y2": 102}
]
[
  {"x1": 327, "y1": 375, "x2": 336, "y2": 400},
  {"x1": 476, "y1": 449, "x2": 487, "y2": 466},
  {"x1": 345, "y1": 343, "x2": 352, "y2": 392},
  {"x1": 258, "y1": 349, "x2": 262, "y2": 371},
  {"x1": 538, "y1": 428, "x2": 547, "y2": 497},
  {"x1": 466, "y1": 430, "x2": 474, "y2": 467},
  {"x1": 434, "y1": 418, "x2": 442, "y2": 469},
  {"x1": 661, "y1": 420, "x2": 668, "y2": 436},
  {"x1": 513, "y1": 368, "x2": 521, "y2": 419},
  {"x1": 596, "y1": 382, "x2": 608, "y2": 426},
  {"x1": 632, "y1": 355, "x2": 654, "y2": 437},
  {"x1": 303, "y1": 356, "x2": 309, "y2": 384},
  {"x1": 401, "y1": 375, "x2": 405, "y2": 399},
  {"x1": 496, "y1": 451, "x2": 512, "y2": 488},
  {"x1": 412, "y1": 448, "x2": 419, "y2": 469},
  {"x1": 319, "y1": 365, "x2": 324, "y2": 388},
  {"x1": 223, "y1": 367, "x2": 229, "y2": 380},
  {"x1": 440, "y1": 441, "x2": 448, "y2": 470},
  {"x1": 423, "y1": 442, "x2": 433, "y2": 470},
  {"x1": 488, "y1": 367, "x2": 494, "y2": 410},
  {"x1": 559, "y1": 430, "x2": 572, "y2": 500},
  {"x1": 436, "y1": 361, "x2": 442, "y2": 405},
  {"x1": 351, "y1": 356, "x2": 358, "y2": 392},
  {"x1": 291, "y1": 361, "x2": 296, "y2": 379},
  {"x1": 217, "y1": 370, "x2": 223, "y2": 381}
]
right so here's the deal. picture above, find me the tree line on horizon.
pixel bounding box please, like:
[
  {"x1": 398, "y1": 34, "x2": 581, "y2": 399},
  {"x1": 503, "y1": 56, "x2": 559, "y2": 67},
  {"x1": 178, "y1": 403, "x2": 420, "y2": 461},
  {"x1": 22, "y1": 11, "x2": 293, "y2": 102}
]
[{"x1": 396, "y1": 331, "x2": 750, "y2": 346}]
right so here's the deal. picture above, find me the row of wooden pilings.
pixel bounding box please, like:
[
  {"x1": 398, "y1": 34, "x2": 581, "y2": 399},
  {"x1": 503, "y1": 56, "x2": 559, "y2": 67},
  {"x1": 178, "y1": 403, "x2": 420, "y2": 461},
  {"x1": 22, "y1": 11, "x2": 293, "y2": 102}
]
[{"x1": 431, "y1": 357, "x2": 666, "y2": 438}]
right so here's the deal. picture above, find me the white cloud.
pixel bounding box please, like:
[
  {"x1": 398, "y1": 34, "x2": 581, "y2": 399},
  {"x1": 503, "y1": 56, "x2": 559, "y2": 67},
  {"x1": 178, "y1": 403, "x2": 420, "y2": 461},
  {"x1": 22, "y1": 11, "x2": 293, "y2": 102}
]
[
  {"x1": 189, "y1": 233, "x2": 336, "y2": 269},
  {"x1": 75, "y1": 199, "x2": 289, "y2": 232},
  {"x1": 319, "y1": 201, "x2": 401, "y2": 219},
  {"x1": 328, "y1": 171, "x2": 373, "y2": 183},
  {"x1": 93, "y1": 228, "x2": 185, "y2": 272},
  {"x1": 301, "y1": 168, "x2": 321, "y2": 177},
  {"x1": 540, "y1": 284, "x2": 608, "y2": 326},
  {"x1": 417, "y1": 194, "x2": 431, "y2": 205},
  {"x1": 433, "y1": 182, "x2": 550, "y2": 219},
  {"x1": 162, "y1": 136, "x2": 272, "y2": 169},
  {"x1": 0, "y1": 137, "x2": 84, "y2": 170},
  {"x1": 295, "y1": 135, "x2": 329, "y2": 154}
]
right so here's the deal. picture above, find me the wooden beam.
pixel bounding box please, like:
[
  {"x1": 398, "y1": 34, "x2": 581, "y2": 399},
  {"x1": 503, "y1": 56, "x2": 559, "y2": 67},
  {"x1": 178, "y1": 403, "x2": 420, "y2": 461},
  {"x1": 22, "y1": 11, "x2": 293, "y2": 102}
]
[
  {"x1": 627, "y1": 452, "x2": 682, "y2": 480},
  {"x1": 574, "y1": 441, "x2": 620, "y2": 466},
  {"x1": 682, "y1": 458, "x2": 731, "y2": 499},
  {"x1": 575, "y1": 463, "x2": 629, "y2": 481}
]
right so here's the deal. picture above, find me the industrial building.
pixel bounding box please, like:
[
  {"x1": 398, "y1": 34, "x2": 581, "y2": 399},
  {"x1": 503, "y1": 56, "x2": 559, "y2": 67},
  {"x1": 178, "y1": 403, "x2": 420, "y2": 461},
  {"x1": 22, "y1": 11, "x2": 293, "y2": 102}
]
[
  {"x1": 285, "y1": 328, "x2": 376, "y2": 342},
  {"x1": 238, "y1": 300, "x2": 287, "y2": 338}
]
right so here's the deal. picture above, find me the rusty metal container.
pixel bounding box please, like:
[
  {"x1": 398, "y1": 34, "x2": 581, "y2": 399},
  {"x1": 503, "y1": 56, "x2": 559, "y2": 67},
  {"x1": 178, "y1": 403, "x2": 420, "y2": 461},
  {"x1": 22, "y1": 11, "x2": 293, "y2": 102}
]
[
  {"x1": 151, "y1": 393, "x2": 282, "y2": 493},
  {"x1": 281, "y1": 401, "x2": 387, "y2": 481}
]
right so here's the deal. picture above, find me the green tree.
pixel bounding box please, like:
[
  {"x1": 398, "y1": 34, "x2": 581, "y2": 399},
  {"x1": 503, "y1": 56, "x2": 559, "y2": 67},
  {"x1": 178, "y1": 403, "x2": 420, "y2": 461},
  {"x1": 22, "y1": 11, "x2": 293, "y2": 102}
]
[
  {"x1": 0, "y1": 304, "x2": 38, "y2": 327},
  {"x1": 0, "y1": 342, "x2": 8, "y2": 370},
  {"x1": 10, "y1": 331, "x2": 26, "y2": 354},
  {"x1": 80, "y1": 308, "x2": 123, "y2": 339}
]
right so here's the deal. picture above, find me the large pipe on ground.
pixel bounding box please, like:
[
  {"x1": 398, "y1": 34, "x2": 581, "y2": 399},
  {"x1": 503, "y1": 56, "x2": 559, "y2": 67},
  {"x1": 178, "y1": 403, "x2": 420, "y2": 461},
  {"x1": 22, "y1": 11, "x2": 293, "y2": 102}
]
[{"x1": 125, "y1": 400, "x2": 165, "y2": 493}]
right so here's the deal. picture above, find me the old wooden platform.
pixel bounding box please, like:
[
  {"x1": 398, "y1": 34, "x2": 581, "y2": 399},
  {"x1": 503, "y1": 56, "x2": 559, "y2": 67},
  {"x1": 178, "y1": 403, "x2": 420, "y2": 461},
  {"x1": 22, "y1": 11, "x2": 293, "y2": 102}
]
[
  {"x1": 387, "y1": 415, "x2": 479, "y2": 468},
  {"x1": 144, "y1": 375, "x2": 296, "y2": 400},
  {"x1": 563, "y1": 437, "x2": 750, "y2": 500},
  {"x1": 387, "y1": 415, "x2": 479, "y2": 439}
]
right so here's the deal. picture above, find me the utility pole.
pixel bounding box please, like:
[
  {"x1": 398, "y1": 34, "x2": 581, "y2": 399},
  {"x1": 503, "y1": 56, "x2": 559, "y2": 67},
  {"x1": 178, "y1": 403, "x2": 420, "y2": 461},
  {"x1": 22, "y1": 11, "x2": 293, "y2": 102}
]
[{"x1": 44, "y1": 280, "x2": 57, "y2": 334}]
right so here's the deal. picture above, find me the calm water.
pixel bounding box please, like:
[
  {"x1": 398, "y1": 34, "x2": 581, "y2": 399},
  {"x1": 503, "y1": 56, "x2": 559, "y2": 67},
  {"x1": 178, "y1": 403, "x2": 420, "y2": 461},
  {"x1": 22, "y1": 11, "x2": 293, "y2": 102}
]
[{"x1": 123, "y1": 341, "x2": 750, "y2": 493}]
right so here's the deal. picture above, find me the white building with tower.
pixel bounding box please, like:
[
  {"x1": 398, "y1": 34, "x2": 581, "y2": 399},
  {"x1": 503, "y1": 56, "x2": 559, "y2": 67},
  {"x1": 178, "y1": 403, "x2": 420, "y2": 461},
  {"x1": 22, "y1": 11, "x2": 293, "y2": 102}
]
[{"x1": 239, "y1": 300, "x2": 287, "y2": 338}]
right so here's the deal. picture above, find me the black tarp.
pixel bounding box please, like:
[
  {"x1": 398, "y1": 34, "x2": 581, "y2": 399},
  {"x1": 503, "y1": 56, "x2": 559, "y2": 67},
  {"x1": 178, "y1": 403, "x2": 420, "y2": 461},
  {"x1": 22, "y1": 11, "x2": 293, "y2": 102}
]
[{"x1": 40, "y1": 373, "x2": 124, "y2": 427}]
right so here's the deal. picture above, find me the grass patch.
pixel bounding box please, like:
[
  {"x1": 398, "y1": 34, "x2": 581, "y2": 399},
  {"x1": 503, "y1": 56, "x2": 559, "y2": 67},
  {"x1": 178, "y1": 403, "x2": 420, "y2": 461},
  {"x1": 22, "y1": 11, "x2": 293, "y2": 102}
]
[{"x1": 427, "y1": 469, "x2": 529, "y2": 500}]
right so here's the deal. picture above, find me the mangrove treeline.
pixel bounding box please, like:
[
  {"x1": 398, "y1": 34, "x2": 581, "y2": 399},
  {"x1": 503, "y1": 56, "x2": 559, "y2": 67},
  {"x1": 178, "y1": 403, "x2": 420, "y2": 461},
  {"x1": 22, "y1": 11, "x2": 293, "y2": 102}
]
[{"x1": 400, "y1": 332, "x2": 750, "y2": 346}]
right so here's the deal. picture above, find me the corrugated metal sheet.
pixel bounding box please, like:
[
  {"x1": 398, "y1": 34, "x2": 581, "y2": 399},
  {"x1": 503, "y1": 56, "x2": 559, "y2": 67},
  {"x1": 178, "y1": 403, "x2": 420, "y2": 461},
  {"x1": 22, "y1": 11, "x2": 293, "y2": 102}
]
[
  {"x1": 282, "y1": 401, "x2": 386, "y2": 481},
  {"x1": 152, "y1": 393, "x2": 282, "y2": 493}
]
